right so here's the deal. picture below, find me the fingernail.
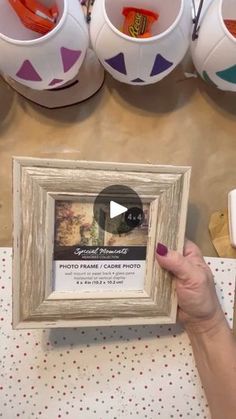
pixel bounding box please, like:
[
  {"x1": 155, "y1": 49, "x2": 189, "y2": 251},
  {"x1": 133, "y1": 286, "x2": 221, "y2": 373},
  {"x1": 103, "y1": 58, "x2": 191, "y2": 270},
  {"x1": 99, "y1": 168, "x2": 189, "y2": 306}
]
[{"x1": 156, "y1": 243, "x2": 168, "y2": 256}]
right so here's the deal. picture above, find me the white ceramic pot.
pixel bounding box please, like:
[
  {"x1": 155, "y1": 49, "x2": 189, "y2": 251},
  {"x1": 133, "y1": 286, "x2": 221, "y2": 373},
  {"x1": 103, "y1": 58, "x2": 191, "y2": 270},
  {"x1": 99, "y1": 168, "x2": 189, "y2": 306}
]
[
  {"x1": 191, "y1": 0, "x2": 236, "y2": 91},
  {"x1": 0, "y1": 0, "x2": 89, "y2": 90},
  {"x1": 90, "y1": 0, "x2": 191, "y2": 85}
]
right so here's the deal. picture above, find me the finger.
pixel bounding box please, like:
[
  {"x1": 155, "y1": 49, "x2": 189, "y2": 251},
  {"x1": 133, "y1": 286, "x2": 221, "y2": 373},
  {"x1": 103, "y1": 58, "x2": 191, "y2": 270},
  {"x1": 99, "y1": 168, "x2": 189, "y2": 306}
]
[
  {"x1": 183, "y1": 239, "x2": 203, "y2": 259},
  {"x1": 156, "y1": 243, "x2": 194, "y2": 281}
]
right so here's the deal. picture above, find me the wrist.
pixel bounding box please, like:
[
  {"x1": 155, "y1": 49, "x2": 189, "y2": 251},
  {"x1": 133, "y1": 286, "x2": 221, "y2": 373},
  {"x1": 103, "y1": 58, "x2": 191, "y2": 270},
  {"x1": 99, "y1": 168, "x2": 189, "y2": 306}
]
[{"x1": 184, "y1": 308, "x2": 228, "y2": 337}]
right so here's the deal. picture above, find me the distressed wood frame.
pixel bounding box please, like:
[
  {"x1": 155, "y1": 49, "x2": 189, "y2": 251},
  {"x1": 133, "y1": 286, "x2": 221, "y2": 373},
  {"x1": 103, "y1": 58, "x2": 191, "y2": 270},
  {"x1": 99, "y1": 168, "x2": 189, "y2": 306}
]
[{"x1": 12, "y1": 157, "x2": 191, "y2": 329}]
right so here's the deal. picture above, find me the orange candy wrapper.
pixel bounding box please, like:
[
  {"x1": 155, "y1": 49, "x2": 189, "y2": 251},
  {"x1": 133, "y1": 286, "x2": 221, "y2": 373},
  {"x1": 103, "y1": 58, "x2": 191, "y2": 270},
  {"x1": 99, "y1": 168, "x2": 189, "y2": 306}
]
[
  {"x1": 122, "y1": 7, "x2": 159, "y2": 38},
  {"x1": 224, "y1": 19, "x2": 236, "y2": 38},
  {"x1": 8, "y1": 0, "x2": 58, "y2": 35}
]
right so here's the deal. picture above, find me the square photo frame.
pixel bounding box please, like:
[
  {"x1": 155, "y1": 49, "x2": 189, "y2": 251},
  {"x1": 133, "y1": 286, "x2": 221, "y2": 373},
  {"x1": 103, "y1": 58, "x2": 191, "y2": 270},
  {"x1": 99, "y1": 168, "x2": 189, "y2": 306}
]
[{"x1": 13, "y1": 157, "x2": 191, "y2": 329}]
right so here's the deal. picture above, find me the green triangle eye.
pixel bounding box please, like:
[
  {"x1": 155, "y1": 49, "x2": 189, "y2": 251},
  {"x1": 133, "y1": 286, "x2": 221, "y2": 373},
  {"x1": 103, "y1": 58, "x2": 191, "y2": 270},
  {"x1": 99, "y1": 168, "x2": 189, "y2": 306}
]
[{"x1": 216, "y1": 65, "x2": 236, "y2": 84}]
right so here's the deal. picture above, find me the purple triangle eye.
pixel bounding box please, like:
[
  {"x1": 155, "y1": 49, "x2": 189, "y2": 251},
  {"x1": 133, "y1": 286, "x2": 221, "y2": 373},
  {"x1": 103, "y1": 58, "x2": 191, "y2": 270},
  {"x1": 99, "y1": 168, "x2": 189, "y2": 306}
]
[
  {"x1": 61, "y1": 47, "x2": 82, "y2": 73},
  {"x1": 131, "y1": 78, "x2": 144, "y2": 83},
  {"x1": 150, "y1": 54, "x2": 173, "y2": 76},
  {"x1": 105, "y1": 53, "x2": 127, "y2": 75},
  {"x1": 16, "y1": 60, "x2": 42, "y2": 81}
]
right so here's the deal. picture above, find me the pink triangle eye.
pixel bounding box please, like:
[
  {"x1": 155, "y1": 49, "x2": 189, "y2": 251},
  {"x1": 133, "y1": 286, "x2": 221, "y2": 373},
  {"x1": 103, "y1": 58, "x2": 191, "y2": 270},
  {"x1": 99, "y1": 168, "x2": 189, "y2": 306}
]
[
  {"x1": 49, "y1": 78, "x2": 64, "y2": 86},
  {"x1": 16, "y1": 60, "x2": 42, "y2": 81},
  {"x1": 61, "y1": 47, "x2": 82, "y2": 73}
]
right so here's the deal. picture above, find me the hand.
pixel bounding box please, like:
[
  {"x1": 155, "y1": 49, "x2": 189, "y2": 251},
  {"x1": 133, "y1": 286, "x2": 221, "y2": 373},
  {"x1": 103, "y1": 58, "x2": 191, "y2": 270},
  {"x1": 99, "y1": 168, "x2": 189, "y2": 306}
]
[{"x1": 156, "y1": 240, "x2": 225, "y2": 333}]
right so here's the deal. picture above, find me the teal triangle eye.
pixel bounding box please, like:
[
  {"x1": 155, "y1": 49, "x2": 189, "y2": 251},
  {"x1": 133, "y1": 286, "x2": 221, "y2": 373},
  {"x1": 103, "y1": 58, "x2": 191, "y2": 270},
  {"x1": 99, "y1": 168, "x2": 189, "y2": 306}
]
[{"x1": 216, "y1": 65, "x2": 236, "y2": 84}]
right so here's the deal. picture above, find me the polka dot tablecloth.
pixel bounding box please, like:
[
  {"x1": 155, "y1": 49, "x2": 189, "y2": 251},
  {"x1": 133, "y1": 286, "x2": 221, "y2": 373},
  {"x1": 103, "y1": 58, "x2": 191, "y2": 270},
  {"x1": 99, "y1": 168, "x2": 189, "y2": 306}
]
[{"x1": 0, "y1": 248, "x2": 235, "y2": 419}]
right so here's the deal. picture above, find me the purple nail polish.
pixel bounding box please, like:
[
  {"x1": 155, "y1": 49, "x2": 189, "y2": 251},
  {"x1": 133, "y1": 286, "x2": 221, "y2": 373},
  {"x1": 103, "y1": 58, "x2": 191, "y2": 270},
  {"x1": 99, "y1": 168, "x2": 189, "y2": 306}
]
[{"x1": 156, "y1": 243, "x2": 168, "y2": 256}]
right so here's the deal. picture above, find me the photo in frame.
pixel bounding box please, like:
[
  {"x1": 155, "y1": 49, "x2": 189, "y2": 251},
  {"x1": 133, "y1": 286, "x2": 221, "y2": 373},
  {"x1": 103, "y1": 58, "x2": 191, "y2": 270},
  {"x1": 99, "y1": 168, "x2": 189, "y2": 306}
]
[{"x1": 12, "y1": 157, "x2": 191, "y2": 329}]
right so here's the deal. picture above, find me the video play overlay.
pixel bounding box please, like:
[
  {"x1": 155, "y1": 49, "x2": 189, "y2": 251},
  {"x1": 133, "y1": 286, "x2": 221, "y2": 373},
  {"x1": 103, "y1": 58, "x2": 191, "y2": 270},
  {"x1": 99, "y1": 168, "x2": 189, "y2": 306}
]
[
  {"x1": 53, "y1": 185, "x2": 149, "y2": 292},
  {"x1": 93, "y1": 184, "x2": 144, "y2": 234}
]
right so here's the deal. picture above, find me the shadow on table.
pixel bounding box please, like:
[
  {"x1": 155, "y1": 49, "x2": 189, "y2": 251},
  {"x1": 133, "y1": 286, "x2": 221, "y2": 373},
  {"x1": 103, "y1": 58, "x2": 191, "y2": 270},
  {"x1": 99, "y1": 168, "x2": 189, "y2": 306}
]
[
  {"x1": 106, "y1": 60, "x2": 198, "y2": 115},
  {"x1": 47, "y1": 322, "x2": 184, "y2": 349},
  {"x1": 16, "y1": 79, "x2": 106, "y2": 124},
  {"x1": 0, "y1": 78, "x2": 15, "y2": 134},
  {"x1": 185, "y1": 203, "x2": 200, "y2": 243},
  {"x1": 199, "y1": 77, "x2": 236, "y2": 119}
]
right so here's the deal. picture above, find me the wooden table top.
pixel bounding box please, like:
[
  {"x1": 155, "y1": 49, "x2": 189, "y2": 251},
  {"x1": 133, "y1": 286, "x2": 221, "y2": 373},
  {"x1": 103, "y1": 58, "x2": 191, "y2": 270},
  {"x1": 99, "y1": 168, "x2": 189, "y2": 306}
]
[{"x1": 1, "y1": 59, "x2": 236, "y2": 256}]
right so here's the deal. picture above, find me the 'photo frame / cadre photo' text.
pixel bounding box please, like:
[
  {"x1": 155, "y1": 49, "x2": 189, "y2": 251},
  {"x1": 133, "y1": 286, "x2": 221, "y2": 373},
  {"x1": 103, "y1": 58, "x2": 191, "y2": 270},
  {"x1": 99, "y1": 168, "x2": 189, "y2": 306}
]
[{"x1": 12, "y1": 157, "x2": 191, "y2": 329}]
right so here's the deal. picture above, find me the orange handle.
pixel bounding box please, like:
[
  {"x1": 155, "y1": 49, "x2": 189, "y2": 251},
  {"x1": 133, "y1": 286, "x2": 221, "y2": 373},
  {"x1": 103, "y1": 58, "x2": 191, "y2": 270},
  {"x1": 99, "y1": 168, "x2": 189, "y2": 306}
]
[
  {"x1": 23, "y1": 0, "x2": 57, "y2": 22},
  {"x1": 8, "y1": 0, "x2": 58, "y2": 35}
]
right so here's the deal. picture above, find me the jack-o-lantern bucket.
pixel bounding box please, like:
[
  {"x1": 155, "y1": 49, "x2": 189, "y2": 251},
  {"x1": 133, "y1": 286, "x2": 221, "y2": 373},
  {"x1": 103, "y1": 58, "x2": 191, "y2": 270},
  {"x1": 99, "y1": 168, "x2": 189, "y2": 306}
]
[
  {"x1": 0, "y1": 0, "x2": 89, "y2": 90},
  {"x1": 90, "y1": 0, "x2": 192, "y2": 85},
  {"x1": 191, "y1": 0, "x2": 236, "y2": 91}
]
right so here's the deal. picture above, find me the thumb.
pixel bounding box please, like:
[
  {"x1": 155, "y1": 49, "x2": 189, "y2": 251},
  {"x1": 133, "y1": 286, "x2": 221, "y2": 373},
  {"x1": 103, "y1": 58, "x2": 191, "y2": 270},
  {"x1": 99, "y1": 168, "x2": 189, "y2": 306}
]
[{"x1": 156, "y1": 243, "x2": 193, "y2": 281}]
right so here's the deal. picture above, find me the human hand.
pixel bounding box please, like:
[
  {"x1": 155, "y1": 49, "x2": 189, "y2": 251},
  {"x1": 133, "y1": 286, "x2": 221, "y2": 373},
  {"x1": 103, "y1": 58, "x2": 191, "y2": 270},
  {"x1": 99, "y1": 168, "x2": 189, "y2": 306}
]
[{"x1": 156, "y1": 240, "x2": 225, "y2": 333}]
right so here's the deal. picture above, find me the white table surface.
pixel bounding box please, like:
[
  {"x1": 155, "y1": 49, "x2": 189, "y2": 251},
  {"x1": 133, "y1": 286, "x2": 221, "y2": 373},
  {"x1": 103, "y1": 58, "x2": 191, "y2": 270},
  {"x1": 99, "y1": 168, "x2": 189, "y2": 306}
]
[{"x1": 0, "y1": 248, "x2": 235, "y2": 419}]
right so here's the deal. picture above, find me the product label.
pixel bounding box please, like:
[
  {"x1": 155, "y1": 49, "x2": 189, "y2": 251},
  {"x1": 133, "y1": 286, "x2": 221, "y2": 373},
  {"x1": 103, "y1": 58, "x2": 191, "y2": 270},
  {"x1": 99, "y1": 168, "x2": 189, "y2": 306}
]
[
  {"x1": 54, "y1": 246, "x2": 146, "y2": 291},
  {"x1": 53, "y1": 200, "x2": 149, "y2": 293}
]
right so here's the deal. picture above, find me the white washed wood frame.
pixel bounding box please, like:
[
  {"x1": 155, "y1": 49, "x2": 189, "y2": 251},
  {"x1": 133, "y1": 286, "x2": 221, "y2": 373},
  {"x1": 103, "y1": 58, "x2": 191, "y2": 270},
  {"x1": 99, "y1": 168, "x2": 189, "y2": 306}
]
[{"x1": 12, "y1": 157, "x2": 191, "y2": 329}]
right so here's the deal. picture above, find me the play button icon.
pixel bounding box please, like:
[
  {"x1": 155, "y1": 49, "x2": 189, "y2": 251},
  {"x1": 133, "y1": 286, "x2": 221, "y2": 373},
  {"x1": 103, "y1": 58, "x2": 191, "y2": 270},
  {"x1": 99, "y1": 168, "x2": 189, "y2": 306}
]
[
  {"x1": 110, "y1": 201, "x2": 127, "y2": 219},
  {"x1": 93, "y1": 185, "x2": 144, "y2": 235}
]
